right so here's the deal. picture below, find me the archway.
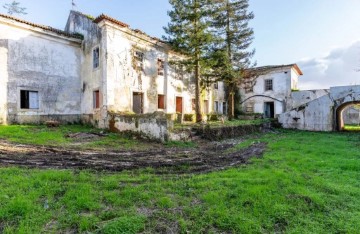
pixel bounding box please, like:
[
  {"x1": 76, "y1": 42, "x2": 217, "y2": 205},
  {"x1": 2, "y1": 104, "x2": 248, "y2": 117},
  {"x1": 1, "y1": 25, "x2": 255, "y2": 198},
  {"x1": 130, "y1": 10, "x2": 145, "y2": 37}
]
[{"x1": 336, "y1": 101, "x2": 360, "y2": 131}]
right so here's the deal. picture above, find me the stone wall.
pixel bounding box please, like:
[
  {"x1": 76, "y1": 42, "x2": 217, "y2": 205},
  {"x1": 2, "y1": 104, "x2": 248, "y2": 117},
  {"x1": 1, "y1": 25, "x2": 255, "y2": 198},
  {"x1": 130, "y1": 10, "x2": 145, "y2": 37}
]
[{"x1": 108, "y1": 112, "x2": 172, "y2": 142}]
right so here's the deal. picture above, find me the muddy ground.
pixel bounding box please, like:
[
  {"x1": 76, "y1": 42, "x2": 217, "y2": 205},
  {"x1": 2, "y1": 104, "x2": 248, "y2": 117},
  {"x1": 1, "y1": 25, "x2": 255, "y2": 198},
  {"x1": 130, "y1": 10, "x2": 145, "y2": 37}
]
[{"x1": 0, "y1": 139, "x2": 266, "y2": 173}]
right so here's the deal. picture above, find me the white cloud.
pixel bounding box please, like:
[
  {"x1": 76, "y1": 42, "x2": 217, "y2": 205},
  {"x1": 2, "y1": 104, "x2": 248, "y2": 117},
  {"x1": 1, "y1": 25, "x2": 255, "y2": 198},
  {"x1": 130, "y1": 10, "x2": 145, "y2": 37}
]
[{"x1": 297, "y1": 41, "x2": 360, "y2": 90}]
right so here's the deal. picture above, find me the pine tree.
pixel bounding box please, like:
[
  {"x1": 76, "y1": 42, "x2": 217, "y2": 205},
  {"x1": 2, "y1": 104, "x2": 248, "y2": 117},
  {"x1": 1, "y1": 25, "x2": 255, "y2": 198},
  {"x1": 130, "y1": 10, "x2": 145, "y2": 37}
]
[
  {"x1": 211, "y1": 0, "x2": 255, "y2": 119},
  {"x1": 164, "y1": 0, "x2": 214, "y2": 122},
  {"x1": 3, "y1": 1, "x2": 27, "y2": 15}
]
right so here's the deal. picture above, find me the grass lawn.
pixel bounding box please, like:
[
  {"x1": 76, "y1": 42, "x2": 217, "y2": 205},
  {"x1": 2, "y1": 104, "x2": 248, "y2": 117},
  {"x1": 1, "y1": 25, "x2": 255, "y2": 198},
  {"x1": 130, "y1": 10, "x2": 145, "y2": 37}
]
[
  {"x1": 0, "y1": 129, "x2": 359, "y2": 233},
  {"x1": 0, "y1": 125, "x2": 152, "y2": 151},
  {"x1": 344, "y1": 124, "x2": 360, "y2": 131}
]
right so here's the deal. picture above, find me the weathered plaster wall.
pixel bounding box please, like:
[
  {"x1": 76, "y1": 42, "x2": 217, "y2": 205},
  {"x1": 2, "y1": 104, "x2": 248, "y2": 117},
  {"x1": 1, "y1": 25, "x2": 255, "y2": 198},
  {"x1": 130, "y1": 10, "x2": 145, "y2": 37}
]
[
  {"x1": 286, "y1": 89, "x2": 329, "y2": 110},
  {"x1": 0, "y1": 19, "x2": 82, "y2": 124},
  {"x1": 109, "y1": 112, "x2": 171, "y2": 142},
  {"x1": 279, "y1": 95, "x2": 333, "y2": 131},
  {"x1": 241, "y1": 68, "x2": 295, "y2": 116},
  {"x1": 0, "y1": 38, "x2": 8, "y2": 124},
  {"x1": 279, "y1": 85, "x2": 360, "y2": 131},
  {"x1": 65, "y1": 11, "x2": 107, "y2": 127}
]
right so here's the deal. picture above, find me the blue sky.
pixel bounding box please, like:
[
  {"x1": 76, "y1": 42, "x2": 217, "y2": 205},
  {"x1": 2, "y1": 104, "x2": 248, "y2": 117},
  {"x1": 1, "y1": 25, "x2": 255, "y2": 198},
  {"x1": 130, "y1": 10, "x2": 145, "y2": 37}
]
[{"x1": 1, "y1": 0, "x2": 360, "y2": 89}]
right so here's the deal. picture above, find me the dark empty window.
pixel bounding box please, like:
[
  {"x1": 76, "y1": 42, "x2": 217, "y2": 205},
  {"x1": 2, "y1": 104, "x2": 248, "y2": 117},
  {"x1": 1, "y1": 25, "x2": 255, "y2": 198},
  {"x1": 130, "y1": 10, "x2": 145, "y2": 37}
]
[
  {"x1": 214, "y1": 82, "x2": 218, "y2": 89},
  {"x1": 134, "y1": 51, "x2": 144, "y2": 71},
  {"x1": 214, "y1": 101, "x2": 219, "y2": 113},
  {"x1": 20, "y1": 90, "x2": 39, "y2": 109},
  {"x1": 93, "y1": 47, "x2": 100, "y2": 69},
  {"x1": 93, "y1": 90, "x2": 100, "y2": 109},
  {"x1": 158, "y1": 59, "x2": 164, "y2": 76},
  {"x1": 265, "y1": 79, "x2": 273, "y2": 91},
  {"x1": 158, "y1": 95, "x2": 165, "y2": 109},
  {"x1": 223, "y1": 102, "x2": 227, "y2": 114}
]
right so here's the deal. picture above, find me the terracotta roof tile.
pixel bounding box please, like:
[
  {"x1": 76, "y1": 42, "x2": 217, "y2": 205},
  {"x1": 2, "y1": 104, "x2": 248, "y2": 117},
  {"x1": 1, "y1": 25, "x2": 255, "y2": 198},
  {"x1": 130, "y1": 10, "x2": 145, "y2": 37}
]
[
  {"x1": 93, "y1": 14, "x2": 129, "y2": 28},
  {"x1": 0, "y1": 13, "x2": 83, "y2": 40}
]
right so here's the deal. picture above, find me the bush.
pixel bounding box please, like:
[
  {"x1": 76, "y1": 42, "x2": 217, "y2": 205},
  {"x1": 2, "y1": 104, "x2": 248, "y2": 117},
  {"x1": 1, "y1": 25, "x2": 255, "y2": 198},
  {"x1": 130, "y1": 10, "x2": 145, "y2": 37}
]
[{"x1": 184, "y1": 114, "x2": 195, "y2": 122}]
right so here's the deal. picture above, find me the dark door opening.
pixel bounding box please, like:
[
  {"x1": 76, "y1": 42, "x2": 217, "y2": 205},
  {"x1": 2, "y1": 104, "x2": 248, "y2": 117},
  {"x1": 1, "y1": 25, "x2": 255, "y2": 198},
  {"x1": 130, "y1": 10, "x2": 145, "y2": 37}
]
[
  {"x1": 133, "y1": 92, "x2": 143, "y2": 114},
  {"x1": 176, "y1": 97, "x2": 183, "y2": 113},
  {"x1": 264, "y1": 102, "x2": 275, "y2": 118}
]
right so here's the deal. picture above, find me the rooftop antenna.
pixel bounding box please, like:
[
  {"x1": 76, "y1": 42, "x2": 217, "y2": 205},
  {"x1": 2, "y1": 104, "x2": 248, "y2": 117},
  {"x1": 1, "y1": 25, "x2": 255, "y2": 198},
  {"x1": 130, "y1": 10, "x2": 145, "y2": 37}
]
[{"x1": 71, "y1": 0, "x2": 77, "y2": 10}]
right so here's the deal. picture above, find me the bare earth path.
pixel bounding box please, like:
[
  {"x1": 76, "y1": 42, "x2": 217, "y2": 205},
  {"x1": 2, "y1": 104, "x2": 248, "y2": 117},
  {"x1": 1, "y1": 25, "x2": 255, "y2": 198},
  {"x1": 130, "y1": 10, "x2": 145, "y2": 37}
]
[{"x1": 0, "y1": 139, "x2": 266, "y2": 173}]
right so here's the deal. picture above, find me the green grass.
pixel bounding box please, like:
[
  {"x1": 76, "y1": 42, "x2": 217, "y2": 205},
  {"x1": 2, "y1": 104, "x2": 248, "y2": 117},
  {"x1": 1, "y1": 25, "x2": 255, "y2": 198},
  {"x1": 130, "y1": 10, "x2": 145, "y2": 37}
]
[
  {"x1": 0, "y1": 125, "x2": 149, "y2": 151},
  {"x1": 344, "y1": 124, "x2": 360, "y2": 131},
  {"x1": 0, "y1": 130, "x2": 360, "y2": 233}
]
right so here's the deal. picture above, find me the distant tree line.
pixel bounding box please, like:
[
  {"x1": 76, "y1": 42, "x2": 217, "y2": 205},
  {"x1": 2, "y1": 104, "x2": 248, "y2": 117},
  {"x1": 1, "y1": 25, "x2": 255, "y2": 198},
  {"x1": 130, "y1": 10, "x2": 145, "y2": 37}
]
[{"x1": 164, "y1": 0, "x2": 255, "y2": 121}]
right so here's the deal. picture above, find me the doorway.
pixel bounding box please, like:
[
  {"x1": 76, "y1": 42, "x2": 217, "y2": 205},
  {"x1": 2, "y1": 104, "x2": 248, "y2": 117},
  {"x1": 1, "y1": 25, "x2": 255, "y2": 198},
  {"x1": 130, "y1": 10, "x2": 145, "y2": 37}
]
[
  {"x1": 133, "y1": 92, "x2": 143, "y2": 114},
  {"x1": 264, "y1": 102, "x2": 275, "y2": 118},
  {"x1": 176, "y1": 96, "x2": 183, "y2": 113}
]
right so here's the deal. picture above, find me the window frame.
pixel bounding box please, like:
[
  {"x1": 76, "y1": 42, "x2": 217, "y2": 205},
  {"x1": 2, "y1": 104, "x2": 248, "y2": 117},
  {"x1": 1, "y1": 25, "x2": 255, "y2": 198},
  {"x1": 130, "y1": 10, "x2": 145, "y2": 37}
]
[
  {"x1": 157, "y1": 59, "x2": 165, "y2": 76},
  {"x1": 264, "y1": 79, "x2": 273, "y2": 91},
  {"x1": 93, "y1": 46, "x2": 100, "y2": 70},
  {"x1": 20, "y1": 90, "x2": 39, "y2": 110},
  {"x1": 134, "y1": 50, "x2": 144, "y2": 71}
]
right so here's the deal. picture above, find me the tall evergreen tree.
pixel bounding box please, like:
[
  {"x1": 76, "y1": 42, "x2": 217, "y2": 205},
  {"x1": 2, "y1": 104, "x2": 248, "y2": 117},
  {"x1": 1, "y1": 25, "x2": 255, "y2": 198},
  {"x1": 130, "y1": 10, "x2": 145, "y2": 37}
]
[
  {"x1": 211, "y1": 0, "x2": 255, "y2": 119},
  {"x1": 3, "y1": 1, "x2": 27, "y2": 15},
  {"x1": 164, "y1": 0, "x2": 214, "y2": 122}
]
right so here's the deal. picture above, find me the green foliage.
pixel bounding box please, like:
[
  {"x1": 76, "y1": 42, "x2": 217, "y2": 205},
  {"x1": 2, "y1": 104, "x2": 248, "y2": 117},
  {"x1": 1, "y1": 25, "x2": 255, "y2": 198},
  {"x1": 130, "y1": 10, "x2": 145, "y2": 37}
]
[
  {"x1": 0, "y1": 131, "x2": 359, "y2": 232},
  {"x1": 164, "y1": 0, "x2": 216, "y2": 121}
]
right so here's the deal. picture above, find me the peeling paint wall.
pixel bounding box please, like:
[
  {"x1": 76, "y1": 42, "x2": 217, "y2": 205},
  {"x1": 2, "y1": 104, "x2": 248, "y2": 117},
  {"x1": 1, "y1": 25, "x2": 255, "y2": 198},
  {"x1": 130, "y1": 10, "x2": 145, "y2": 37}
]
[
  {"x1": 109, "y1": 112, "x2": 171, "y2": 142},
  {"x1": 279, "y1": 85, "x2": 360, "y2": 131},
  {"x1": 0, "y1": 38, "x2": 8, "y2": 124},
  {"x1": 286, "y1": 89, "x2": 329, "y2": 110},
  {"x1": 241, "y1": 67, "x2": 299, "y2": 116},
  {"x1": 0, "y1": 18, "x2": 82, "y2": 124}
]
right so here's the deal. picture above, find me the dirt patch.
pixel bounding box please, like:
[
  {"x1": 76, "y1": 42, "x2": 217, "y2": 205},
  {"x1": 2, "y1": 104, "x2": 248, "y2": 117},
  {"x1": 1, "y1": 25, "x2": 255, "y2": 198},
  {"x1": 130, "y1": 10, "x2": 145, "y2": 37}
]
[{"x1": 0, "y1": 140, "x2": 267, "y2": 173}]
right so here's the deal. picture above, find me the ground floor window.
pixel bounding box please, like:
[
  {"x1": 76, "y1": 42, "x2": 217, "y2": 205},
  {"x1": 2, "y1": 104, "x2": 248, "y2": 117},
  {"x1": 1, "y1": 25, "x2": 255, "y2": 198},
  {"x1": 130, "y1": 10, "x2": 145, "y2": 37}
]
[
  {"x1": 223, "y1": 102, "x2": 227, "y2": 115},
  {"x1": 214, "y1": 101, "x2": 219, "y2": 113},
  {"x1": 20, "y1": 90, "x2": 39, "y2": 109},
  {"x1": 158, "y1": 94, "x2": 165, "y2": 109}
]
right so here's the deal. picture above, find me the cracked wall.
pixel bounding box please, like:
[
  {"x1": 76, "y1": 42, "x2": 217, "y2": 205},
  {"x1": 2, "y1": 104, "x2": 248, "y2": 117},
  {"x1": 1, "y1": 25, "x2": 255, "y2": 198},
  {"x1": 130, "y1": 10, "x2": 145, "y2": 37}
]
[{"x1": 0, "y1": 19, "x2": 82, "y2": 124}]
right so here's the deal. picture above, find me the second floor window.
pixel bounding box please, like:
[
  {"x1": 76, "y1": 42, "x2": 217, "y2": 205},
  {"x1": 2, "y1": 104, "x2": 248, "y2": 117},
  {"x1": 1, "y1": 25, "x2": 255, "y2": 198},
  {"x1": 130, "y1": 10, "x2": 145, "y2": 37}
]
[
  {"x1": 93, "y1": 47, "x2": 100, "y2": 69},
  {"x1": 265, "y1": 79, "x2": 273, "y2": 91},
  {"x1": 214, "y1": 82, "x2": 218, "y2": 89},
  {"x1": 157, "y1": 59, "x2": 164, "y2": 76},
  {"x1": 134, "y1": 51, "x2": 144, "y2": 71}
]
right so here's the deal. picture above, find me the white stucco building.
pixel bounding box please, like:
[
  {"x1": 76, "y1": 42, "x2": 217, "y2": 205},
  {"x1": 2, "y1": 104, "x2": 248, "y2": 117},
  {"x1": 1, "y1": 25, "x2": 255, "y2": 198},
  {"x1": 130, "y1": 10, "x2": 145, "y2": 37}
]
[
  {"x1": 240, "y1": 64, "x2": 303, "y2": 118},
  {"x1": 0, "y1": 11, "x2": 226, "y2": 127}
]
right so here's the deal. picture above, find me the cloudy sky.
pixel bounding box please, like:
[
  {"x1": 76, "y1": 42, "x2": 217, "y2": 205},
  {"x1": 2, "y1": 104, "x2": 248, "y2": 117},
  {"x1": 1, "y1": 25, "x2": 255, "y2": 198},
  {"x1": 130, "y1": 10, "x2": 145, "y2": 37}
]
[{"x1": 1, "y1": 0, "x2": 360, "y2": 90}]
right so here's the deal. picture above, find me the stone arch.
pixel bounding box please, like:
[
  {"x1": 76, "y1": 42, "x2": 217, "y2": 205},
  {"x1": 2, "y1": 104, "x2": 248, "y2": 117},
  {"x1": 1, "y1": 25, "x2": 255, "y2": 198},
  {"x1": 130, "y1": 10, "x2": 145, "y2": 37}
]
[{"x1": 335, "y1": 101, "x2": 360, "y2": 131}]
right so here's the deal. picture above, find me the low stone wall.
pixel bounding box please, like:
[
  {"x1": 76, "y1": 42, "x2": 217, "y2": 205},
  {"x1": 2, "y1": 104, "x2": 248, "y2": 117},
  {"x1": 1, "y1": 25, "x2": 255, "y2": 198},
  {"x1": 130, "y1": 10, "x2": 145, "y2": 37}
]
[
  {"x1": 7, "y1": 114, "x2": 82, "y2": 125},
  {"x1": 108, "y1": 112, "x2": 172, "y2": 142},
  {"x1": 193, "y1": 124, "x2": 263, "y2": 141}
]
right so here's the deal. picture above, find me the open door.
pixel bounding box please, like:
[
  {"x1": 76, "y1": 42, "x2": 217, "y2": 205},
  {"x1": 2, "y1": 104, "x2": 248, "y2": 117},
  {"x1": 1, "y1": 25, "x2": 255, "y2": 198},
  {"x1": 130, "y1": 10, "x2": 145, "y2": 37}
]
[
  {"x1": 133, "y1": 92, "x2": 143, "y2": 114},
  {"x1": 264, "y1": 102, "x2": 275, "y2": 118}
]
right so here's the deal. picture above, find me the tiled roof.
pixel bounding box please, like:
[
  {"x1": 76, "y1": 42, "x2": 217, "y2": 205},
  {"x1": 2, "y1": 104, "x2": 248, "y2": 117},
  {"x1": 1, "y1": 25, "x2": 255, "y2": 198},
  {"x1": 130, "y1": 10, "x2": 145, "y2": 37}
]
[
  {"x1": 0, "y1": 13, "x2": 83, "y2": 39},
  {"x1": 245, "y1": 64, "x2": 303, "y2": 77},
  {"x1": 93, "y1": 13, "x2": 166, "y2": 44},
  {"x1": 93, "y1": 14, "x2": 129, "y2": 28}
]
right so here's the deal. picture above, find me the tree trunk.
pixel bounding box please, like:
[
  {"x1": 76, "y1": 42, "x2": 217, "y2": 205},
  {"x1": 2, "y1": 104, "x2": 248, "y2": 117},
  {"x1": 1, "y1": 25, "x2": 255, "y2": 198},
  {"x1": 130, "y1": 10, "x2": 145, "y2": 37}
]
[
  {"x1": 227, "y1": 83, "x2": 235, "y2": 120},
  {"x1": 195, "y1": 55, "x2": 202, "y2": 122}
]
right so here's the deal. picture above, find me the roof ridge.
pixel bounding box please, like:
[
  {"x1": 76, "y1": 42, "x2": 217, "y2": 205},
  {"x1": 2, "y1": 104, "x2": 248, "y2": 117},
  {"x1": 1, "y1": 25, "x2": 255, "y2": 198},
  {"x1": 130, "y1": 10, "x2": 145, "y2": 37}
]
[{"x1": 0, "y1": 13, "x2": 83, "y2": 39}]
